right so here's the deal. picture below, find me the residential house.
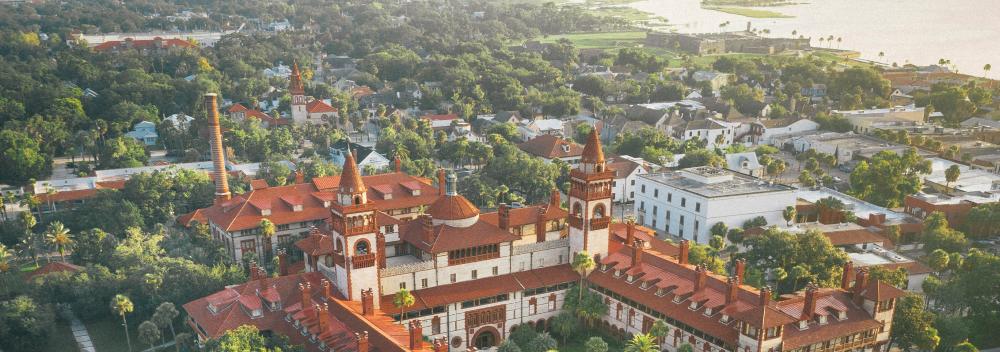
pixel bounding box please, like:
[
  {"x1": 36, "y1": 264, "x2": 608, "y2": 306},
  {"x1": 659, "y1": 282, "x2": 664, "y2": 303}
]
[
  {"x1": 724, "y1": 152, "x2": 764, "y2": 178},
  {"x1": 518, "y1": 118, "x2": 564, "y2": 141},
  {"x1": 331, "y1": 140, "x2": 391, "y2": 175},
  {"x1": 125, "y1": 121, "x2": 158, "y2": 146},
  {"x1": 518, "y1": 135, "x2": 584, "y2": 164}
]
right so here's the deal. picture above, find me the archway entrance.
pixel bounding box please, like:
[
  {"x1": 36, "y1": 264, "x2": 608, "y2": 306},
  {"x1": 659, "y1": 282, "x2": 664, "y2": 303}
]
[{"x1": 473, "y1": 329, "x2": 499, "y2": 349}]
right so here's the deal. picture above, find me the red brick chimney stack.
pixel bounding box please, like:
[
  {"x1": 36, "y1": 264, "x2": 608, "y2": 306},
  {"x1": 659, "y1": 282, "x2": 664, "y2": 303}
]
[
  {"x1": 437, "y1": 169, "x2": 446, "y2": 196},
  {"x1": 678, "y1": 240, "x2": 690, "y2": 265},
  {"x1": 626, "y1": 220, "x2": 635, "y2": 245},
  {"x1": 760, "y1": 286, "x2": 772, "y2": 306},
  {"x1": 498, "y1": 203, "x2": 510, "y2": 230},
  {"x1": 421, "y1": 214, "x2": 434, "y2": 244},
  {"x1": 853, "y1": 268, "x2": 869, "y2": 304},
  {"x1": 321, "y1": 279, "x2": 332, "y2": 301},
  {"x1": 361, "y1": 289, "x2": 374, "y2": 316},
  {"x1": 248, "y1": 261, "x2": 258, "y2": 282},
  {"x1": 315, "y1": 303, "x2": 327, "y2": 333},
  {"x1": 294, "y1": 170, "x2": 304, "y2": 184},
  {"x1": 408, "y1": 320, "x2": 424, "y2": 349},
  {"x1": 205, "y1": 93, "x2": 231, "y2": 204},
  {"x1": 735, "y1": 259, "x2": 746, "y2": 285},
  {"x1": 695, "y1": 264, "x2": 708, "y2": 292},
  {"x1": 549, "y1": 187, "x2": 560, "y2": 207},
  {"x1": 356, "y1": 331, "x2": 370, "y2": 352},
  {"x1": 841, "y1": 261, "x2": 854, "y2": 290},
  {"x1": 726, "y1": 276, "x2": 738, "y2": 304},
  {"x1": 802, "y1": 283, "x2": 818, "y2": 320},
  {"x1": 394, "y1": 155, "x2": 402, "y2": 173},
  {"x1": 631, "y1": 239, "x2": 644, "y2": 269},
  {"x1": 278, "y1": 250, "x2": 289, "y2": 276},
  {"x1": 300, "y1": 282, "x2": 312, "y2": 307}
]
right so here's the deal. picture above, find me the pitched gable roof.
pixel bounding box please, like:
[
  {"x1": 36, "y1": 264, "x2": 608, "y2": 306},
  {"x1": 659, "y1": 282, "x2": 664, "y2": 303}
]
[{"x1": 518, "y1": 135, "x2": 584, "y2": 159}]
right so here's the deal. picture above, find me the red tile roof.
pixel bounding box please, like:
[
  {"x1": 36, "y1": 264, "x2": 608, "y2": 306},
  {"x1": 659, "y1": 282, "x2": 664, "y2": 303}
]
[
  {"x1": 382, "y1": 264, "x2": 578, "y2": 311},
  {"x1": 228, "y1": 103, "x2": 249, "y2": 113},
  {"x1": 518, "y1": 134, "x2": 584, "y2": 159},
  {"x1": 24, "y1": 262, "x2": 84, "y2": 282},
  {"x1": 306, "y1": 100, "x2": 338, "y2": 114},
  {"x1": 581, "y1": 128, "x2": 605, "y2": 164},
  {"x1": 398, "y1": 218, "x2": 519, "y2": 253},
  {"x1": 203, "y1": 172, "x2": 439, "y2": 232},
  {"x1": 480, "y1": 204, "x2": 569, "y2": 228},
  {"x1": 177, "y1": 209, "x2": 208, "y2": 228}
]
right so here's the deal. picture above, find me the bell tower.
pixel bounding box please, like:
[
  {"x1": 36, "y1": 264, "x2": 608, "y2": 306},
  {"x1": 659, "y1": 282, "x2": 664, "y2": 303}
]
[
  {"x1": 568, "y1": 128, "x2": 613, "y2": 259},
  {"x1": 289, "y1": 61, "x2": 307, "y2": 124},
  {"x1": 329, "y1": 149, "x2": 382, "y2": 306}
]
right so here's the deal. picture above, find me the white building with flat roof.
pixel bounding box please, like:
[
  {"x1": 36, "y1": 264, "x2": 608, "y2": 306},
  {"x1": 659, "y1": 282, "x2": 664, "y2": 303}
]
[{"x1": 633, "y1": 167, "x2": 796, "y2": 244}]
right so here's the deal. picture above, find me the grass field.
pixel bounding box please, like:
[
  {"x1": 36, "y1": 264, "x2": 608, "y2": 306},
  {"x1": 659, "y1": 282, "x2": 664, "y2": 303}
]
[
  {"x1": 704, "y1": 6, "x2": 792, "y2": 18},
  {"x1": 42, "y1": 321, "x2": 81, "y2": 352},
  {"x1": 535, "y1": 31, "x2": 648, "y2": 50},
  {"x1": 88, "y1": 318, "x2": 143, "y2": 352}
]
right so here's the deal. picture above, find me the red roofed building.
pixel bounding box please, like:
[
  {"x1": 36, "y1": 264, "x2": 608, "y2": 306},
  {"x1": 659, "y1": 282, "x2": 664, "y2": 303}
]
[
  {"x1": 517, "y1": 134, "x2": 584, "y2": 164},
  {"x1": 187, "y1": 126, "x2": 901, "y2": 351},
  {"x1": 23, "y1": 262, "x2": 84, "y2": 282},
  {"x1": 93, "y1": 37, "x2": 196, "y2": 53}
]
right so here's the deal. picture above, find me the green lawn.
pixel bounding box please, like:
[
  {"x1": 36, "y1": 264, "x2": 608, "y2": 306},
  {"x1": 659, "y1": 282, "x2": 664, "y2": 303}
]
[
  {"x1": 42, "y1": 321, "x2": 80, "y2": 352},
  {"x1": 535, "y1": 31, "x2": 648, "y2": 50},
  {"x1": 88, "y1": 318, "x2": 144, "y2": 352},
  {"x1": 559, "y1": 330, "x2": 626, "y2": 352},
  {"x1": 704, "y1": 6, "x2": 793, "y2": 18}
]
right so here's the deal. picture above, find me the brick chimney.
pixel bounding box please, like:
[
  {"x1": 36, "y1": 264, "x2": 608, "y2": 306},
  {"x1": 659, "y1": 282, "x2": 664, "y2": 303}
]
[
  {"x1": 735, "y1": 259, "x2": 746, "y2": 286},
  {"x1": 841, "y1": 261, "x2": 854, "y2": 290},
  {"x1": 433, "y1": 337, "x2": 450, "y2": 352},
  {"x1": 549, "y1": 187, "x2": 560, "y2": 207},
  {"x1": 316, "y1": 303, "x2": 328, "y2": 334},
  {"x1": 361, "y1": 289, "x2": 374, "y2": 316},
  {"x1": 802, "y1": 283, "x2": 818, "y2": 320},
  {"x1": 205, "y1": 93, "x2": 231, "y2": 204},
  {"x1": 394, "y1": 155, "x2": 402, "y2": 173},
  {"x1": 678, "y1": 240, "x2": 690, "y2": 265},
  {"x1": 356, "y1": 331, "x2": 370, "y2": 352},
  {"x1": 300, "y1": 282, "x2": 312, "y2": 307},
  {"x1": 278, "y1": 250, "x2": 289, "y2": 276},
  {"x1": 631, "y1": 239, "x2": 644, "y2": 269},
  {"x1": 321, "y1": 279, "x2": 332, "y2": 301},
  {"x1": 408, "y1": 320, "x2": 424, "y2": 349},
  {"x1": 868, "y1": 212, "x2": 886, "y2": 226},
  {"x1": 853, "y1": 269, "x2": 868, "y2": 304},
  {"x1": 694, "y1": 264, "x2": 708, "y2": 292},
  {"x1": 726, "y1": 276, "x2": 738, "y2": 305},
  {"x1": 421, "y1": 214, "x2": 435, "y2": 244},
  {"x1": 498, "y1": 203, "x2": 510, "y2": 230},
  {"x1": 437, "y1": 168, "x2": 446, "y2": 196},
  {"x1": 248, "y1": 261, "x2": 258, "y2": 282},
  {"x1": 759, "y1": 286, "x2": 772, "y2": 306},
  {"x1": 626, "y1": 220, "x2": 635, "y2": 245},
  {"x1": 535, "y1": 207, "x2": 547, "y2": 243},
  {"x1": 294, "y1": 170, "x2": 304, "y2": 184}
]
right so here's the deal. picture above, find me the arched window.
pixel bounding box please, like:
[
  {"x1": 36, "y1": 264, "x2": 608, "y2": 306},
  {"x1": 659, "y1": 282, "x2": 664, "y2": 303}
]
[
  {"x1": 355, "y1": 240, "x2": 370, "y2": 255},
  {"x1": 593, "y1": 204, "x2": 606, "y2": 218},
  {"x1": 335, "y1": 238, "x2": 344, "y2": 253},
  {"x1": 354, "y1": 196, "x2": 362, "y2": 205},
  {"x1": 572, "y1": 202, "x2": 583, "y2": 216}
]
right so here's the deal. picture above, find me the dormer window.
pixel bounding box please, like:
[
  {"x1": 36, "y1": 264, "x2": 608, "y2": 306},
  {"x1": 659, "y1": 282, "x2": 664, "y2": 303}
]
[
  {"x1": 614, "y1": 270, "x2": 622, "y2": 278},
  {"x1": 655, "y1": 288, "x2": 666, "y2": 297},
  {"x1": 292, "y1": 204, "x2": 303, "y2": 212},
  {"x1": 838, "y1": 310, "x2": 847, "y2": 321},
  {"x1": 818, "y1": 315, "x2": 828, "y2": 325},
  {"x1": 704, "y1": 307, "x2": 713, "y2": 316},
  {"x1": 207, "y1": 304, "x2": 218, "y2": 315},
  {"x1": 673, "y1": 295, "x2": 683, "y2": 304},
  {"x1": 323, "y1": 201, "x2": 331, "y2": 208},
  {"x1": 626, "y1": 275, "x2": 635, "y2": 283},
  {"x1": 639, "y1": 281, "x2": 650, "y2": 290},
  {"x1": 798, "y1": 320, "x2": 808, "y2": 330},
  {"x1": 261, "y1": 209, "x2": 271, "y2": 216},
  {"x1": 689, "y1": 301, "x2": 699, "y2": 310},
  {"x1": 251, "y1": 308, "x2": 263, "y2": 318},
  {"x1": 720, "y1": 314, "x2": 731, "y2": 324}
]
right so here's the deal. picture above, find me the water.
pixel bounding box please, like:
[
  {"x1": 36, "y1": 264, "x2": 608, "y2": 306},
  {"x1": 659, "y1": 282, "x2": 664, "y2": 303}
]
[{"x1": 629, "y1": 0, "x2": 1000, "y2": 78}]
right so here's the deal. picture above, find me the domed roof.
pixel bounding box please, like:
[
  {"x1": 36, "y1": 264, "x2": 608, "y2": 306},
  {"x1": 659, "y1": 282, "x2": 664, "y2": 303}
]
[
  {"x1": 426, "y1": 194, "x2": 480, "y2": 220},
  {"x1": 426, "y1": 171, "x2": 479, "y2": 221}
]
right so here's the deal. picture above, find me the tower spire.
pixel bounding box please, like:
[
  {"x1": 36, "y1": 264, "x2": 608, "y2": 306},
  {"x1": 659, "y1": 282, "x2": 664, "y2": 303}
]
[
  {"x1": 339, "y1": 148, "x2": 366, "y2": 196},
  {"x1": 289, "y1": 61, "x2": 304, "y2": 95},
  {"x1": 581, "y1": 127, "x2": 605, "y2": 165}
]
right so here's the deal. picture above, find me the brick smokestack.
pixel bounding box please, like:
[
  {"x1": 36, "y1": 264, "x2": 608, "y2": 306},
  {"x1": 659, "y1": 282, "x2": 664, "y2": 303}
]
[
  {"x1": 626, "y1": 220, "x2": 635, "y2": 245},
  {"x1": 726, "y1": 276, "x2": 738, "y2": 305},
  {"x1": 356, "y1": 331, "x2": 370, "y2": 352},
  {"x1": 735, "y1": 258, "x2": 746, "y2": 285},
  {"x1": 678, "y1": 240, "x2": 690, "y2": 265},
  {"x1": 694, "y1": 264, "x2": 708, "y2": 292},
  {"x1": 205, "y1": 93, "x2": 230, "y2": 204},
  {"x1": 841, "y1": 261, "x2": 854, "y2": 290},
  {"x1": 759, "y1": 286, "x2": 772, "y2": 306},
  {"x1": 498, "y1": 203, "x2": 510, "y2": 230},
  {"x1": 631, "y1": 239, "x2": 644, "y2": 269},
  {"x1": 802, "y1": 283, "x2": 818, "y2": 320},
  {"x1": 322, "y1": 279, "x2": 332, "y2": 301},
  {"x1": 394, "y1": 155, "x2": 402, "y2": 173},
  {"x1": 408, "y1": 320, "x2": 424, "y2": 349}
]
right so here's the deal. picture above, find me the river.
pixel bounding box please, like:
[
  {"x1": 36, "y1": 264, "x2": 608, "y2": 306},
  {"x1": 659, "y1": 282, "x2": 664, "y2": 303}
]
[{"x1": 628, "y1": 0, "x2": 1000, "y2": 78}]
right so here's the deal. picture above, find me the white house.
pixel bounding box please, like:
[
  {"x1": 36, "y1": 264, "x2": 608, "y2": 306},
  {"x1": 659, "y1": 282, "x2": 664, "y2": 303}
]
[
  {"x1": 330, "y1": 141, "x2": 390, "y2": 174},
  {"x1": 724, "y1": 152, "x2": 764, "y2": 178},
  {"x1": 743, "y1": 118, "x2": 820, "y2": 145},
  {"x1": 125, "y1": 121, "x2": 158, "y2": 146},
  {"x1": 634, "y1": 167, "x2": 796, "y2": 244},
  {"x1": 608, "y1": 156, "x2": 650, "y2": 204},
  {"x1": 518, "y1": 119, "x2": 564, "y2": 141},
  {"x1": 164, "y1": 113, "x2": 195, "y2": 129},
  {"x1": 678, "y1": 118, "x2": 740, "y2": 148}
]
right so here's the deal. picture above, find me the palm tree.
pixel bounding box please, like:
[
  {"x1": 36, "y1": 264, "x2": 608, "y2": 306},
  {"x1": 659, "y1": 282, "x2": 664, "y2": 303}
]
[
  {"x1": 571, "y1": 251, "x2": 595, "y2": 301},
  {"x1": 783, "y1": 206, "x2": 797, "y2": 226},
  {"x1": 649, "y1": 320, "x2": 670, "y2": 345},
  {"x1": 16, "y1": 235, "x2": 38, "y2": 268},
  {"x1": 138, "y1": 320, "x2": 160, "y2": 351},
  {"x1": 624, "y1": 333, "x2": 658, "y2": 352},
  {"x1": 393, "y1": 288, "x2": 415, "y2": 324},
  {"x1": 259, "y1": 218, "x2": 276, "y2": 262},
  {"x1": 836, "y1": 37, "x2": 842, "y2": 49},
  {"x1": 985, "y1": 64, "x2": 993, "y2": 88},
  {"x1": 152, "y1": 302, "x2": 180, "y2": 352},
  {"x1": 45, "y1": 222, "x2": 73, "y2": 262},
  {"x1": 111, "y1": 294, "x2": 135, "y2": 352}
]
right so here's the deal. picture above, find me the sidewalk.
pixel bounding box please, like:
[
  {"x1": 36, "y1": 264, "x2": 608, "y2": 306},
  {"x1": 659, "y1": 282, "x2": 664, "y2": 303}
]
[{"x1": 67, "y1": 309, "x2": 96, "y2": 352}]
